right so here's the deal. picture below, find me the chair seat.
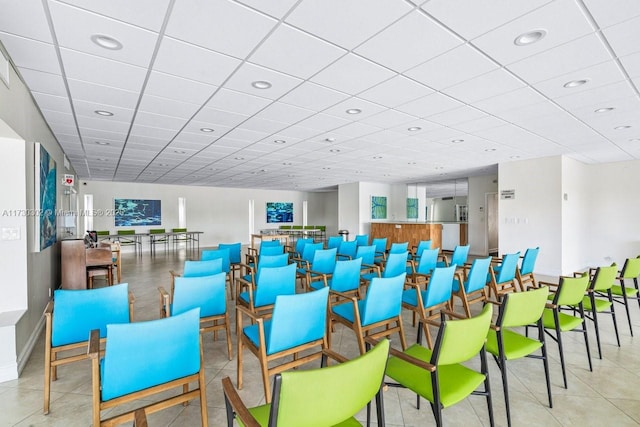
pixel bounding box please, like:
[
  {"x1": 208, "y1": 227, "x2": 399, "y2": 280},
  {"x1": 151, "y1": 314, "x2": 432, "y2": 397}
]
[
  {"x1": 332, "y1": 301, "x2": 366, "y2": 325},
  {"x1": 451, "y1": 279, "x2": 462, "y2": 293},
  {"x1": 610, "y1": 285, "x2": 638, "y2": 297},
  {"x1": 542, "y1": 309, "x2": 583, "y2": 332},
  {"x1": 386, "y1": 344, "x2": 486, "y2": 408},
  {"x1": 243, "y1": 321, "x2": 274, "y2": 353},
  {"x1": 309, "y1": 281, "x2": 325, "y2": 291},
  {"x1": 361, "y1": 272, "x2": 377, "y2": 282},
  {"x1": 579, "y1": 296, "x2": 612, "y2": 312},
  {"x1": 248, "y1": 404, "x2": 361, "y2": 427},
  {"x1": 401, "y1": 289, "x2": 421, "y2": 308},
  {"x1": 486, "y1": 329, "x2": 543, "y2": 360}
]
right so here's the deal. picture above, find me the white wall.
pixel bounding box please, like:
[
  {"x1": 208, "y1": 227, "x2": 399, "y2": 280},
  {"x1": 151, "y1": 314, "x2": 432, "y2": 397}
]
[
  {"x1": 307, "y1": 191, "x2": 338, "y2": 235},
  {"x1": 359, "y1": 182, "x2": 393, "y2": 236},
  {"x1": 338, "y1": 182, "x2": 360, "y2": 237},
  {"x1": 467, "y1": 174, "x2": 498, "y2": 256},
  {"x1": 561, "y1": 157, "x2": 590, "y2": 271}
]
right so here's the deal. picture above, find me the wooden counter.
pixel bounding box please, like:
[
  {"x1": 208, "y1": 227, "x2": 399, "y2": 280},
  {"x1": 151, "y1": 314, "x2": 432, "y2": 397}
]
[{"x1": 370, "y1": 223, "x2": 443, "y2": 251}]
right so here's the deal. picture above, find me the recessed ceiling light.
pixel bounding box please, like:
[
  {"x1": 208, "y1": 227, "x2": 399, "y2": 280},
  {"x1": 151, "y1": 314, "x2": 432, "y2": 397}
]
[
  {"x1": 451, "y1": 139, "x2": 464, "y2": 143},
  {"x1": 594, "y1": 107, "x2": 614, "y2": 113},
  {"x1": 408, "y1": 161, "x2": 416, "y2": 165},
  {"x1": 383, "y1": 174, "x2": 390, "y2": 177},
  {"x1": 158, "y1": 163, "x2": 169, "y2": 167},
  {"x1": 274, "y1": 139, "x2": 286, "y2": 144},
  {"x1": 94, "y1": 110, "x2": 114, "y2": 116},
  {"x1": 234, "y1": 157, "x2": 244, "y2": 160},
  {"x1": 435, "y1": 166, "x2": 444, "y2": 170},
  {"x1": 96, "y1": 158, "x2": 109, "y2": 162},
  {"x1": 514, "y1": 29, "x2": 547, "y2": 46},
  {"x1": 251, "y1": 80, "x2": 272, "y2": 89},
  {"x1": 346, "y1": 109, "x2": 362, "y2": 115},
  {"x1": 630, "y1": 138, "x2": 640, "y2": 142},
  {"x1": 355, "y1": 170, "x2": 363, "y2": 173},
  {"x1": 90, "y1": 34, "x2": 123, "y2": 50},
  {"x1": 485, "y1": 148, "x2": 497, "y2": 152},
  {"x1": 287, "y1": 174, "x2": 296, "y2": 178},
  {"x1": 322, "y1": 167, "x2": 331, "y2": 170},
  {"x1": 324, "y1": 137, "x2": 336, "y2": 142},
  {"x1": 282, "y1": 162, "x2": 292, "y2": 165},
  {"x1": 329, "y1": 149, "x2": 340, "y2": 153},
  {"x1": 614, "y1": 125, "x2": 631, "y2": 130},
  {"x1": 407, "y1": 127, "x2": 421, "y2": 132},
  {"x1": 563, "y1": 79, "x2": 589, "y2": 88},
  {"x1": 200, "y1": 127, "x2": 214, "y2": 132},
  {"x1": 373, "y1": 156, "x2": 382, "y2": 159},
  {"x1": 95, "y1": 141, "x2": 110, "y2": 145},
  {"x1": 510, "y1": 155, "x2": 521, "y2": 159},
  {"x1": 439, "y1": 173, "x2": 447, "y2": 176},
  {"x1": 173, "y1": 150, "x2": 186, "y2": 154}
]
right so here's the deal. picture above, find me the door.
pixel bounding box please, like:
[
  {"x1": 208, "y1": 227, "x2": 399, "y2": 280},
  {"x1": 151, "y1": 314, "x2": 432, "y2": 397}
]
[{"x1": 487, "y1": 192, "x2": 498, "y2": 256}]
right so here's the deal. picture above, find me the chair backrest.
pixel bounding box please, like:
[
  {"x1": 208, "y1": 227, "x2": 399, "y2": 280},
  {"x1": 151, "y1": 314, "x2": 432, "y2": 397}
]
[
  {"x1": 101, "y1": 308, "x2": 201, "y2": 401},
  {"x1": 383, "y1": 251, "x2": 409, "y2": 278},
  {"x1": 520, "y1": 247, "x2": 540, "y2": 275},
  {"x1": 255, "y1": 254, "x2": 290, "y2": 283},
  {"x1": 361, "y1": 273, "x2": 407, "y2": 326},
  {"x1": 260, "y1": 245, "x2": 285, "y2": 256},
  {"x1": 355, "y1": 245, "x2": 376, "y2": 265},
  {"x1": 97, "y1": 230, "x2": 110, "y2": 236},
  {"x1": 329, "y1": 258, "x2": 363, "y2": 293},
  {"x1": 183, "y1": 259, "x2": 223, "y2": 277},
  {"x1": 118, "y1": 229, "x2": 135, "y2": 235},
  {"x1": 372, "y1": 238, "x2": 387, "y2": 254},
  {"x1": 201, "y1": 248, "x2": 230, "y2": 273},
  {"x1": 415, "y1": 248, "x2": 439, "y2": 275},
  {"x1": 267, "y1": 287, "x2": 329, "y2": 354},
  {"x1": 261, "y1": 240, "x2": 282, "y2": 247},
  {"x1": 422, "y1": 266, "x2": 456, "y2": 308},
  {"x1": 294, "y1": 238, "x2": 314, "y2": 256},
  {"x1": 51, "y1": 283, "x2": 130, "y2": 347},
  {"x1": 450, "y1": 245, "x2": 470, "y2": 266},
  {"x1": 591, "y1": 263, "x2": 618, "y2": 291},
  {"x1": 150, "y1": 228, "x2": 166, "y2": 234},
  {"x1": 338, "y1": 240, "x2": 358, "y2": 258},
  {"x1": 219, "y1": 243, "x2": 242, "y2": 264},
  {"x1": 389, "y1": 242, "x2": 409, "y2": 254},
  {"x1": 272, "y1": 339, "x2": 389, "y2": 426},
  {"x1": 620, "y1": 256, "x2": 640, "y2": 279},
  {"x1": 172, "y1": 228, "x2": 187, "y2": 232},
  {"x1": 465, "y1": 256, "x2": 493, "y2": 294},
  {"x1": 414, "y1": 240, "x2": 432, "y2": 257},
  {"x1": 172, "y1": 273, "x2": 227, "y2": 317},
  {"x1": 355, "y1": 234, "x2": 369, "y2": 246},
  {"x1": 311, "y1": 248, "x2": 337, "y2": 274},
  {"x1": 255, "y1": 263, "x2": 297, "y2": 307},
  {"x1": 498, "y1": 286, "x2": 549, "y2": 328},
  {"x1": 553, "y1": 273, "x2": 590, "y2": 306},
  {"x1": 495, "y1": 252, "x2": 520, "y2": 283},
  {"x1": 326, "y1": 236, "x2": 343, "y2": 250},
  {"x1": 300, "y1": 242, "x2": 324, "y2": 263},
  {"x1": 432, "y1": 303, "x2": 493, "y2": 366}
]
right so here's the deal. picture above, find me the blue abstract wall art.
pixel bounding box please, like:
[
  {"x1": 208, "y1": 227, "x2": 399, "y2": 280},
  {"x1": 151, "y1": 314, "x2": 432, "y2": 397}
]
[{"x1": 114, "y1": 199, "x2": 162, "y2": 226}]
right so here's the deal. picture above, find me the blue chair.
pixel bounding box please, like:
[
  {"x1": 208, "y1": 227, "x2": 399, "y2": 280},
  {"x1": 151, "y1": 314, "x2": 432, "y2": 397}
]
[
  {"x1": 294, "y1": 242, "x2": 324, "y2": 286},
  {"x1": 170, "y1": 258, "x2": 223, "y2": 301},
  {"x1": 289, "y1": 237, "x2": 314, "y2": 259},
  {"x1": 437, "y1": 244, "x2": 470, "y2": 269},
  {"x1": 407, "y1": 248, "x2": 439, "y2": 284},
  {"x1": 219, "y1": 242, "x2": 242, "y2": 283},
  {"x1": 331, "y1": 273, "x2": 407, "y2": 354},
  {"x1": 237, "y1": 287, "x2": 330, "y2": 403},
  {"x1": 402, "y1": 265, "x2": 456, "y2": 347},
  {"x1": 305, "y1": 247, "x2": 338, "y2": 291},
  {"x1": 452, "y1": 256, "x2": 493, "y2": 317},
  {"x1": 245, "y1": 240, "x2": 284, "y2": 266},
  {"x1": 44, "y1": 283, "x2": 133, "y2": 414},
  {"x1": 517, "y1": 247, "x2": 540, "y2": 290},
  {"x1": 310, "y1": 257, "x2": 363, "y2": 299},
  {"x1": 237, "y1": 263, "x2": 297, "y2": 325},
  {"x1": 361, "y1": 251, "x2": 409, "y2": 288},
  {"x1": 336, "y1": 240, "x2": 358, "y2": 260},
  {"x1": 390, "y1": 242, "x2": 409, "y2": 254},
  {"x1": 89, "y1": 309, "x2": 207, "y2": 426},
  {"x1": 355, "y1": 244, "x2": 381, "y2": 279},
  {"x1": 372, "y1": 237, "x2": 388, "y2": 264},
  {"x1": 355, "y1": 234, "x2": 369, "y2": 246},
  {"x1": 235, "y1": 253, "x2": 290, "y2": 300},
  {"x1": 159, "y1": 272, "x2": 232, "y2": 360},
  {"x1": 202, "y1": 248, "x2": 233, "y2": 299},
  {"x1": 410, "y1": 240, "x2": 432, "y2": 261},
  {"x1": 488, "y1": 252, "x2": 521, "y2": 300},
  {"x1": 326, "y1": 235, "x2": 343, "y2": 250}
]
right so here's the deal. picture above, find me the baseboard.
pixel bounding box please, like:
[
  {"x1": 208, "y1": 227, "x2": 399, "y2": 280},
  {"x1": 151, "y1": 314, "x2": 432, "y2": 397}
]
[{"x1": 17, "y1": 315, "x2": 45, "y2": 376}]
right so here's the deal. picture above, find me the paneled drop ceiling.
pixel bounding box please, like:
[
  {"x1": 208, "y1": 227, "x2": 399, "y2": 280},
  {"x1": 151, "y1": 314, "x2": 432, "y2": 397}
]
[{"x1": 0, "y1": 0, "x2": 638, "y2": 191}]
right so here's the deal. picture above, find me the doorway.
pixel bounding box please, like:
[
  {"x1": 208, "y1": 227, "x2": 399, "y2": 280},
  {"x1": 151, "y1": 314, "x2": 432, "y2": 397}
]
[{"x1": 487, "y1": 192, "x2": 498, "y2": 256}]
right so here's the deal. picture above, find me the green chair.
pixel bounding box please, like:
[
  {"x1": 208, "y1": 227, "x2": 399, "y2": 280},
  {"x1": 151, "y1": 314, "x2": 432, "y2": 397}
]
[
  {"x1": 171, "y1": 227, "x2": 190, "y2": 250},
  {"x1": 611, "y1": 255, "x2": 640, "y2": 336},
  {"x1": 117, "y1": 229, "x2": 138, "y2": 252},
  {"x1": 540, "y1": 274, "x2": 592, "y2": 388},
  {"x1": 96, "y1": 230, "x2": 110, "y2": 241},
  {"x1": 572, "y1": 264, "x2": 620, "y2": 359},
  {"x1": 486, "y1": 286, "x2": 552, "y2": 427},
  {"x1": 222, "y1": 339, "x2": 390, "y2": 427},
  {"x1": 149, "y1": 228, "x2": 168, "y2": 254},
  {"x1": 384, "y1": 304, "x2": 495, "y2": 427}
]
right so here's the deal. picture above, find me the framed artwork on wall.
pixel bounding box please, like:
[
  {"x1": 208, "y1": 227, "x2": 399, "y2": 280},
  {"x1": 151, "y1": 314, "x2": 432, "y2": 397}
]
[
  {"x1": 266, "y1": 202, "x2": 293, "y2": 223},
  {"x1": 371, "y1": 196, "x2": 387, "y2": 220},
  {"x1": 35, "y1": 142, "x2": 57, "y2": 251},
  {"x1": 114, "y1": 199, "x2": 162, "y2": 226},
  {"x1": 407, "y1": 198, "x2": 418, "y2": 219}
]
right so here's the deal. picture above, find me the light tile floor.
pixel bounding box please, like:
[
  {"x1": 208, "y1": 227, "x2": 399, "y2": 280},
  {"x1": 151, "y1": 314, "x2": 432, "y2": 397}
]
[{"x1": 2, "y1": 248, "x2": 639, "y2": 426}]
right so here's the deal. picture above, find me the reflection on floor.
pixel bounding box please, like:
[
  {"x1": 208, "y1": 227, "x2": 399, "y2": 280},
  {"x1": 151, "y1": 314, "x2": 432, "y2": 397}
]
[{"x1": 2, "y1": 247, "x2": 639, "y2": 426}]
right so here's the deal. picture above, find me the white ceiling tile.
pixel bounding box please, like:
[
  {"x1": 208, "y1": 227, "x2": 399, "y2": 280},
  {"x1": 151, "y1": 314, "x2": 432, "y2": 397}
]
[
  {"x1": 56, "y1": 0, "x2": 172, "y2": 31},
  {"x1": 67, "y1": 78, "x2": 139, "y2": 109},
  {"x1": 474, "y1": 86, "x2": 552, "y2": 115},
  {"x1": 206, "y1": 88, "x2": 272, "y2": 116},
  {"x1": 421, "y1": 0, "x2": 553, "y2": 40},
  {"x1": 239, "y1": 116, "x2": 289, "y2": 135},
  {"x1": 129, "y1": 123, "x2": 176, "y2": 140},
  {"x1": 404, "y1": 44, "x2": 499, "y2": 90},
  {"x1": 355, "y1": 11, "x2": 462, "y2": 72},
  {"x1": 507, "y1": 34, "x2": 612, "y2": 84},
  {"x1": 234, "y1": 0, "x2": 299, "y2": 19},
  {"x1": 358, "y1": 109, "x2": 416, "y2": 128},
  {"x1": 279, "y1": 81, "x2": 349, "y2": 110},
  {"x1": 49, "y1": 1, "x2": 159, "y2": 68},
  {"x1": 222, "y1": 62, "x2": 303, "y2": 100},
  {"x1": 255, "y1": 102, "x2": 315, "y2": 124},
  {"x1": 442, "y1": 68, "x2": 526, "y2": 104},
  {"x1": 17, "y1": 68, "x2": 67, "y2": 96},
  {"x1": 80, "y1": 128, "x2": 127, "y2": 144},
  {"x1": 144, "y1": 71, "x2": 217, "y2": 105},
  {"x1": 396, "y1": 92, "x2": 464, "y2": 117},
  {"x1": 249, "y1": 24, "x2": 346, "y2": 79},
  {"x1": 72, "y1": 98, "x2": 135, "y2": 122},
  {"x1": 0, "y1": 0, "x2": 52, "y2": 43},
  {"x1": 191, "y1": 107, "x2": 248, "y2": 128},
  {"x1": 454, "y1": 116, "x2": 508, "y2": 133},
  {"x1": 472, "y1": 0, "x2": 594, "y2": 66},
  {"x1": 310, "y1": 53, "x2": 396, "y2": 95},
  {"x1": 153, "y1": 37, "x2": 241, "y2": 87},
  {"x1": 31, "y1": 92, "x2": 73, "y2": 115},
  {"x1": 553, "y1": 80, "x2": 637, "y2": 110},
  {"x1": 359, "y1": 75, "x2": 434, "y2": 107},
  {"x1": 601, "y1": 15, "x2": 640, "y2": 58},
  {"x1": 619, "y1": 52, "x2": 640, "y2": 78},
  {"x1": 0, "y1": 33, "x2": 61, "y2": 74},
  {"x1": 133, "y1": 111, "x2": 187, "y2": 132},
  {"x1": 75, "y1": 114, "x2": 131, "y2": 134},
  {"x1": 331, "y1": 122, "x2": 381, "y2": 139},
  {"x1": 322, "y1": 97, "x2": 387, "y2": 120},
  {"x1": 286, "y1": 0, "x2": 413, "y2": 50},
  {"x1": 60, "y1": 48, "x2": 147, "y2": 92},
  {"x1": 582, "y1": 0, "x2": 640, "y2": 28},
  {"x1": 176, "y1": 121, "x2": 232, "y2": 141},
  {"x1": 427, "y1": 106, "x2": 487, "y2": 127},
  {"x1": 138, "y1": 94, "x2": 200, "y2": 119},
  {"x1": 296, "y1": 113, "x2": 350, "y2": 132},
  {"x1": 166, "y1": 0, "x2": 277, "y2": 59},
  {"x1": 277, "y1": 124, "x2": 323, "y2": 140}
]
